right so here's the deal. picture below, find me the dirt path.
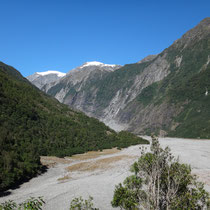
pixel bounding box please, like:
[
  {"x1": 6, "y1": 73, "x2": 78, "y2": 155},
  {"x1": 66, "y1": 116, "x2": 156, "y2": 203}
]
[{"x1": 0, "y1": 137, "x2": 209, "y2": 210}]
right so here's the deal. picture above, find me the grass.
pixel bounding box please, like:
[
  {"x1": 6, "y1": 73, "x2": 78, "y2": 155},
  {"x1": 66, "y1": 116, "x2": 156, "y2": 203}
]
[
  {"x1": 70, "y1": 148, "x2": 120, "y2": 161},
  {"x1": 66, "y1": 155, "x2": 135, "y2": 172},
  {"x1": 40, "y1": 156, "x2": 72, "y2": 167},
  {"x1": 41, "y1": 148, "x2": 120, "y2": 166},
  {"x1": 57, "y1": 175, "x2": 71, "y2": 182}
]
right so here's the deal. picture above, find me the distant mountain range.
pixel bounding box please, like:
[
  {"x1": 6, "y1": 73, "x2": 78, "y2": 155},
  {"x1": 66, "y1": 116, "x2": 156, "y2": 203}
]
[
  {"x1": 28, "y1": 17, "x2": 210, "y2": 138},
  {"x1": 27, "y1": 61, "x2": 121, "y2": 91}
]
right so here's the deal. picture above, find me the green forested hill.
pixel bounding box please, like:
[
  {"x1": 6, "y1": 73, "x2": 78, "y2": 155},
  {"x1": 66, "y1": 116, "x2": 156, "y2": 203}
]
[{"x1": 0, "y1": 62, "x2": 148, "y2": 192}]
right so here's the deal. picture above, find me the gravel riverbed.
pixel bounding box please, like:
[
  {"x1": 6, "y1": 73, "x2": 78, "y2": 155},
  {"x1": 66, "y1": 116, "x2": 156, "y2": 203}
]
[{"x1": 0, "y1": 137, "x2": 210, "y2": 210}]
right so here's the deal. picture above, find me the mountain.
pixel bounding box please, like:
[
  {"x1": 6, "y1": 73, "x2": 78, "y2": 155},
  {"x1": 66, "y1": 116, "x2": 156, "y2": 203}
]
[
  {"x1": 37, "y1": 61, "x2": 122, "y2": 114},
  {"x1": 27, "y1": 70, "x2": 66, "y2": 89},
  {"x1": 137, "y1": 55, "x2": 157, "y2": 64},
  {"x1": 28, "y1": 18, "x2": 210, "y2": 138},
  {"x1": 123, "y1": 17, "x2": 210, "y2": 138},
  {"x1": 0, "y1": 62, "x2": 148, "y2": 192}
]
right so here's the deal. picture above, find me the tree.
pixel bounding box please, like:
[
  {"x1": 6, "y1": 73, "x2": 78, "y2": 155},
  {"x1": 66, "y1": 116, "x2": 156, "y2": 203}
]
[
  {"x1": 112, "y1": 136, "x2": 210, "y2": 210},
  {"x1": 69, "y1": 196, "x2": 99, "y2": 210},
  {"x1": 0, "y1": 197, "x2": 45, "y2": 210}
]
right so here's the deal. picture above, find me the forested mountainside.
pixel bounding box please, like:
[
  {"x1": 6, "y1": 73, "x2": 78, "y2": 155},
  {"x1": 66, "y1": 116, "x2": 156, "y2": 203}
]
[
  {"x1": 31, "y1": 18, "x2": 210, "y2": 138},
  {"x1": 0, "y1": 62, "x2": 148, "y2": 192},
  {"x1": 121, "y1": 17, "x2": 210, "y2": 138}
]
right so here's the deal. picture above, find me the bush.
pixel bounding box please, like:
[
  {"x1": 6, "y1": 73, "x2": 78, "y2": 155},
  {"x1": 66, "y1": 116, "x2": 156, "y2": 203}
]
[
  {"x1": 112, "y1": 136, "x2": 210, "y2": 209},
  {"x1": 0, "y1": 197, "x2": 45, "y2": 210},
  {"x1": 70, "y1": 196, "x2": 98, "y2": 210}
]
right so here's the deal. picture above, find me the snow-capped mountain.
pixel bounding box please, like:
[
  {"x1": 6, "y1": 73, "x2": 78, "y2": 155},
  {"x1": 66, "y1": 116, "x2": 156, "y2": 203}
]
[
  {"x1": 27, "y1": 70, "x2": 66, "y2": 89},
  {"x1": 27, "y1": 61, "x2": 121, "y2": 91},
  {"x1": 79, "y1": 61, "x2": 118, "y2": 68},
  {"x1": 68, "y1": 61, "x2": 121, "y2": 74},
  {"x1": 64, "y1": 61, "x2": 121, "y2": 85},
  {"x1": 36, "y1": 70, "x2": 66, "y2": 77}
]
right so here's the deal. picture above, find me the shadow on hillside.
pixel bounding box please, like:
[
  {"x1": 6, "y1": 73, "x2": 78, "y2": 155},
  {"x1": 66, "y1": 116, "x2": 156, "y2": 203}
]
[
  {"x1": 0, "y1": 191, "x2": 11, "y2": 197},
  {"x1": 0, "y1": 165, "x2": 48, "y2": 197}
]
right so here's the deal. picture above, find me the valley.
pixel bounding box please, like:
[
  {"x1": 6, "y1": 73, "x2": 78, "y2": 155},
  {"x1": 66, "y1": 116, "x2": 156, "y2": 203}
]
[
  {"x1": 1, "y1": 2, "x2": 210, "y2": 209},
  {"x1": 1, "y1": 137, "x2": 209, "y2": 210}
]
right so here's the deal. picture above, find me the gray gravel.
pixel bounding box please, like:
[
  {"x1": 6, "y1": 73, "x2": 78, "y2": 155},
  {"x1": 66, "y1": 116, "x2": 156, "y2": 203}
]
[{"x1": 0, "y1": 137, "x2": 209, "y2": 210}]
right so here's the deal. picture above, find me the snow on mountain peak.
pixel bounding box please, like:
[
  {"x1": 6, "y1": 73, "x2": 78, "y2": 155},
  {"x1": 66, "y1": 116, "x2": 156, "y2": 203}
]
[
  {"x1": 82, "y1": 61, "x2": 117, "y2": 68},
  {"x1": 36, "y1": 71, "x2": 66, "y2": 77}
]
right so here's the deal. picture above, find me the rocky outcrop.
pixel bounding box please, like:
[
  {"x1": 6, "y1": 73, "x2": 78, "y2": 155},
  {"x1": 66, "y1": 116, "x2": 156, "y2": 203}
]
[
  {"x1": 27, "y1": 71, "x2": 66, "y2": 89},
  {"x1": 172, "y1": 17, "x2": 210, "y2": 49},
  {"x1": 45, "y1": 62, "x2": 121, "y2": 113},
  {"x1": 100, "y1": 54, "x2": 170, "y2": 126},
  {"x1": 137, "y1": 55, "x2": 157, "y2": 64}
]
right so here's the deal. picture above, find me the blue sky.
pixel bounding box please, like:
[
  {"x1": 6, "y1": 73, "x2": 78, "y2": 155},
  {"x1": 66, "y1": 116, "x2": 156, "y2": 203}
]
[{"x1": 0, "y1": 0, "x2": 209, "y2": 77}]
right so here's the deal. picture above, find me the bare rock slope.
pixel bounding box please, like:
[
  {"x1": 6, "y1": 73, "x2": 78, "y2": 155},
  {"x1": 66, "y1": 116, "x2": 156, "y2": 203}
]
[{"x1": 27, "y1": 71, "x2": 66, "y2": 89}]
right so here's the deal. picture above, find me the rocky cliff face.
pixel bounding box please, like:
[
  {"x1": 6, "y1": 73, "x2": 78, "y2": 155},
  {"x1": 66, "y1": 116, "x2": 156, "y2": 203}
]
[
  {"x1": 44, "y1": 61, "x2": 121, "y2": 114},
  {"x1": 137, "y1": 55, "x2": 157, "y2": 64},
  {"x1": 101, "y1": 54, "x2": 170, "y2": 130},
  {"x1": 42, "y1": 57, "x2": 170, "y2": 130},
  {"x1": 27, "y1": 71, "x2": 66, "y2": 89},
  {"x1": 28, "y1": 18, "x2": 210, "y2": 138}
]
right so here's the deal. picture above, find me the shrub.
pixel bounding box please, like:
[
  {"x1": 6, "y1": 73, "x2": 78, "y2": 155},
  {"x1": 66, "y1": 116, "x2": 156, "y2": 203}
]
[
  {"x1": 112, "y1": 136, "x2": 209, "y2": 209},
  {"x1": 0, "y1": 197, "x2": 45, "y2": 210}
]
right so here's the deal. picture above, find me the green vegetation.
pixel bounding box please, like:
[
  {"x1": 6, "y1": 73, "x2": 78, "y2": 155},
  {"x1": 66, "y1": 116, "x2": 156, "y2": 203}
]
[
  {"x1": 137, "y1": 82, "x2": 158, "y2": 106},
  {"x1": 70, "y1": 196, "x2": 98, "y2": 210},
  {"x1": 133, "y1": 29, "x2": 210, "y2": 138},
  {"x1": 59, "y1": 62, "x2": 153, "y2": 114},
  {"x1": 93, "y1": 62, "x2": 152, "y2": 109},
  {"x1": 0, "y1": 196, "x2": 98, "y2": 210},
  {"x1": 0, "y1": 62, "x2": 148, "y2": 192},
  {"x1": 0, "y1": 138, "x2": 209, "y2": 209},
  {"x1": 163, "y1": 37, "x2": 210, "y2": 138},
  {"x1": 0, "y1": 197, "x2": 45, "y2": 210},
  {"x1": 112, "y1": 136, "x2": 210, "y2": 209},
  {"x1": 166, "y1": 47, "x2": 210, "y2": 137},
  {"x1": 47, "y1": 82, "x2": 65, "y2": 96}
]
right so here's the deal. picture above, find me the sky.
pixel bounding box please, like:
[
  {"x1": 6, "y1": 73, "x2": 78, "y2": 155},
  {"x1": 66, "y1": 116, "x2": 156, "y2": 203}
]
[{"x1": 0, "y1": 0, "x2": 209, "y2": 77}]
